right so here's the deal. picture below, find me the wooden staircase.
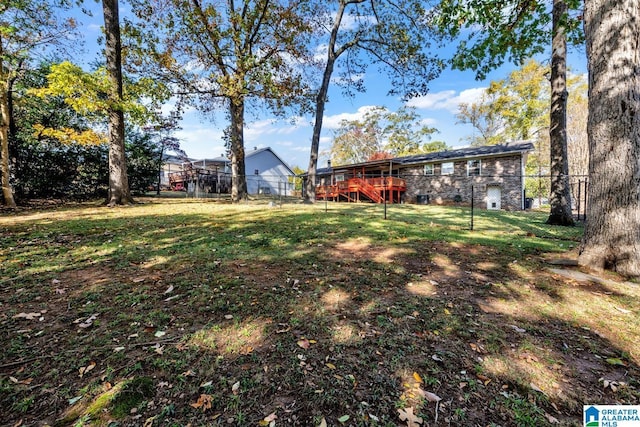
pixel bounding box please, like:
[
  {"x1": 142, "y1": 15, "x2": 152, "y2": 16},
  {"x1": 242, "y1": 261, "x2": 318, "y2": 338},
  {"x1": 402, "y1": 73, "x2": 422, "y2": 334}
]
[{"x1": 316, "y1": 177, "x2": 406, "y2": 204}]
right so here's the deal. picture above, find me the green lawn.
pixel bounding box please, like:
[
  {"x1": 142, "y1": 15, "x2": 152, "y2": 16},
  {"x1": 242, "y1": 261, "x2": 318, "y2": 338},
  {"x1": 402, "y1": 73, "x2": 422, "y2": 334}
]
[{"x1": 1, "y1": 199, "x2": 637, "y2": 426}]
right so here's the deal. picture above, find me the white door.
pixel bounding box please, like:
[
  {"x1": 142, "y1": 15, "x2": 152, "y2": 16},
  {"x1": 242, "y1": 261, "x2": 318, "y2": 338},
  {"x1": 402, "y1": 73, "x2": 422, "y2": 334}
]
[{"x1": 487, "y1": 186, "x2": 501, "y2": 210}]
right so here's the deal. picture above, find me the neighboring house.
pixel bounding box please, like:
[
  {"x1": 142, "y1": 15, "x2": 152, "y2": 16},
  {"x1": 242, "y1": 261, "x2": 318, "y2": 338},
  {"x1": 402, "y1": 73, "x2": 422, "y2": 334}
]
[
  {"x1": 244, "y1": 147, "x2": 296, "y2": 196},
  {"x1": 308, "y1": 141, "x2": 534, "y2": 211},
  {"x1": 160, "y1": 154, "x2": 190, "y2": 189},
  {"x1": 165, "y1": 147, "x2": 295, "y2": 196}
]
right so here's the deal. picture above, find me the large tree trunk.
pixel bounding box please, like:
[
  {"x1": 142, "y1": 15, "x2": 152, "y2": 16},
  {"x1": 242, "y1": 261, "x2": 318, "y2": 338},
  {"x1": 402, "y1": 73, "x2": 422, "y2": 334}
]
[
  {"x1": 0, "y1": 35, "x2": 17, "y2": 208},
  {"x1": 578, "y1": 0, "x2": 640, "y2": 277},
  {"x1": 546, "y1": 0, "x2": 574, "y2": 226},
  {"x1": 103, "y1": 0, "x2": 133, "y2": 206},
  {"x1": 1, "y1": 81, "x2": 16, "y2": 208},
  {"x1": 229, "y1": 99, "x2": 248, "y2": 202}
]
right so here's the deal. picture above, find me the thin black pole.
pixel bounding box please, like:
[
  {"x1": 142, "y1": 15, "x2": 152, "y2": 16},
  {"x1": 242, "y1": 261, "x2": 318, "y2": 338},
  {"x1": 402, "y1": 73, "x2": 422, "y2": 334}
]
[
  {"x1": 470, "y1": 185, "x2": 474, "y2": 231},
  {"x1": 384, "y1": 179, "x2": 388, "y2": 220}
]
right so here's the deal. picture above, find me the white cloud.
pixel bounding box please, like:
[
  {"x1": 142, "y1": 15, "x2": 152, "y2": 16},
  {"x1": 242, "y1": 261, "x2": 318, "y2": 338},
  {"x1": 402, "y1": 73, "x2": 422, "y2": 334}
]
[
  {"x1": 420, "y1": 117, "x2": 438, "y2": 127},
  {"x1": 322, "y1": 105, "x2": 381, "y2": 129},
  {"x1": 407, "y1": 87, "x2": 486, "y2": 113},
  {"x1": 244, "y1": 117, "x2": 309, "y2": 141},
  {"x1": 174, "y1": 126, "x2": 225, "y2": 159}
]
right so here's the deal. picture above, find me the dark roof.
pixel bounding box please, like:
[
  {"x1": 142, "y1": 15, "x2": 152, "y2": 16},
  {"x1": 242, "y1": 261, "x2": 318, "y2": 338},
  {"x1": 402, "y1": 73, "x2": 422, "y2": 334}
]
[
  {"x1": 396, "y1": 141, "x2": 534, "y2": 164},
  {"x1": 311, "y1": 141, "x2": 534, "y2": 175}
]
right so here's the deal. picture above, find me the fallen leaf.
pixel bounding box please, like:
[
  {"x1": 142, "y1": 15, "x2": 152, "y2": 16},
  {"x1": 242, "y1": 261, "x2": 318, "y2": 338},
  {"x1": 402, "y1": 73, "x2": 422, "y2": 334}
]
[
  {"x1": 470, "y1": 342, "x2": 487, "y2": 354},
  {"x1": 413, "y1": 372, "x2": 424, "y2": 384},
  {"x1": 78, "y1": 313, "x2": 99, "y2": 328},
  {"x1": 12, "y1": 419, "x2": 23, "y2": 427},
  {"x1": 509, "y1": 324, "x2": 526, "y2": 333},
  {"x1": 545, "y1": 413, "x2": 559, "y2": 423},
  {"x1": 338, "y1": 415, "x2": 350, "y2": 424},
  {"x1": 258, "y1": 412, "x2": 277, "y2": 426},
  {"x1": 224, "y1": 314, "x2": 234, "y2": 320},
  {"x1": 317, "y1": 417, "x2": 327, "y2": 427},
  {"x1": 606, "y1": 357, "x2": 627, "y2": 366},
  {"x1": 154, "y1": 330, "x2": 166, "y2": 338},
  {"x1": 12, "y1": 312, "x2": 41, "y2": 320},
  {"x1": 164, "y1": 284, "x2": 174, "y2": 294},
  {"x1": 424, "y1": 391, "x2": 441, "y2": 402},
  {"x1": 398, "y1": 407, "x2": 423, "y2": 427},
  {"x1": 143, "y1": 416, "x2": 157, "y2": 427},
  {"x1": 431, "y1": 354, "x2": 444, "y2": 362},
  {"x1": 114, "y1": 346, "x2": 125, "y2": 352},
  {"x1": 190, "y1": 394, "x2": 213, "y2": 411},
  {"x1": 200, "y1": 380, "x2": 213, "y2": 388},
  {"x1": 297, "y1": 338, "x2": 310, "y2": 349},
  {"x1": 530, "y1": 382, "x2": 544, "y2": 393},
  {"x1": 325, "y1": 363, "x2": 336, "y2": 370},
  {"x1": 231, "y1": 381, "x2": 240, "y2": 394},
  {"x1": 614, "y1": 306, "x2": 631, "y2": 314},
  {"x1": 68, "y1": 396, "x2": 82, "y2": 405},
  {"x1": 476, "y1": 374, "x2": 491, "y2": 385},
  {"x1": 78, "y1": 361, "x2": 96, "y2": 378}
]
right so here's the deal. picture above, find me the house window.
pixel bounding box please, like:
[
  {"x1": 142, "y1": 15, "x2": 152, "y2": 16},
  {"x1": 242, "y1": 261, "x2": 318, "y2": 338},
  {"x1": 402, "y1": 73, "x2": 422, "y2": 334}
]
[
  {"x1": 467, "y1": 159, "x2": 481, "y2": 176},
  {"x1": 423, "y1": 164, "x2": 434, "y2": 175},
  {"x1": 335, "y1": 174, "x2": 345, "y2": 182},
  {"x1": 254, "y1": 169, "x2": 259, "y2": 175},
  {"x1": 441, "y1": 162, "x2": 454, "y2": 175}
]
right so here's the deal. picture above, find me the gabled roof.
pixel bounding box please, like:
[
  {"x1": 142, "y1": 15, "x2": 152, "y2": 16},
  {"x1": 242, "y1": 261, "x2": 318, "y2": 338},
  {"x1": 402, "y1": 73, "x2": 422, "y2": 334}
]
[
  {"x1": 245, "y1": 147, "x2": 295, "y2": 175},
  {"x1": 310, "y1": 141, "x2": 534, "y2": 175}
]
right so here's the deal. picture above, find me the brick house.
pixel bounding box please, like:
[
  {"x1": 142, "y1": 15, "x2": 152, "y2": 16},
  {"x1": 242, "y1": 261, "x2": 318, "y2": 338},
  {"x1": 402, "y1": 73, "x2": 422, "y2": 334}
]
[{"x1": 309, "y1": 141, "x2": 534, "y2": 210}]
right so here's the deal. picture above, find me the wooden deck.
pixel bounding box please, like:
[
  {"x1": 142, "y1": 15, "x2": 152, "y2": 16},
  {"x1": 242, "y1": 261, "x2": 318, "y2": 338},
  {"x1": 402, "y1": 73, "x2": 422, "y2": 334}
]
[{"x1": 316, "y1": 177, "x2": 406, "y2": 204}]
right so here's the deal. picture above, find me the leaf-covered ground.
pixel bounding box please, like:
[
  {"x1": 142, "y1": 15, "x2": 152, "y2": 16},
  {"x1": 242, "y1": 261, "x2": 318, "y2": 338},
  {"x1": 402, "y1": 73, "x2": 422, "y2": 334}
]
[{"x1": 1, "y1": 198, "x2": 638, "y2": 426}]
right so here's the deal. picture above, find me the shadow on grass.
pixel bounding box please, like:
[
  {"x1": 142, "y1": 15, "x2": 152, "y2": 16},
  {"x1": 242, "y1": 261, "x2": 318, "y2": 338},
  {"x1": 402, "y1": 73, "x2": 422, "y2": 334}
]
[{"x1": 0, "y1": 201, "x2": 637, "y2": 426}]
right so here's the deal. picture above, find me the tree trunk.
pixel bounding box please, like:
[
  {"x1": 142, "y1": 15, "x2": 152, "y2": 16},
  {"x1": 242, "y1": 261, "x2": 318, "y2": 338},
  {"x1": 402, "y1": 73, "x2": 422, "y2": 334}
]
[
  {"x1": 578, "y1": 0, "x2": 640, "y2": 277},
  {"x1": 305, "y1": 56, "x2": 335, "y2": 203},
  {"x1": 305, "y1": 0, "x2": 352, "y2": 203},
  {"x1": 546, "y1": 0, "x2": 574, "y2": 226},
  {"x1": 103, "y1": 0, "x2": 133, "y2": 206},
  {"x1": 0, "y1": 35, "x2": 17, "y2": 208},
  {"x1": 229, "y1": 99, "x2": 248, "y2": 202}
]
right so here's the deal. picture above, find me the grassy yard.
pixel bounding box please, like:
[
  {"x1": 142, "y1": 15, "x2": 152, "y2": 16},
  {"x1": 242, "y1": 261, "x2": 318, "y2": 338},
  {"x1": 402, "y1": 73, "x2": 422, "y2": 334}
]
[{"x1": 1, "y1": 199, "x2": 638, "y2": 426}]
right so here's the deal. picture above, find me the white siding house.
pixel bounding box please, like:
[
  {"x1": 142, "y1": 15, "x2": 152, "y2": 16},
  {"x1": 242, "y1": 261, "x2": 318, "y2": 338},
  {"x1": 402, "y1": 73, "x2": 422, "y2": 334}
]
[{"x1": 244, "y1": 147, "x2": 295, "y2": 196}]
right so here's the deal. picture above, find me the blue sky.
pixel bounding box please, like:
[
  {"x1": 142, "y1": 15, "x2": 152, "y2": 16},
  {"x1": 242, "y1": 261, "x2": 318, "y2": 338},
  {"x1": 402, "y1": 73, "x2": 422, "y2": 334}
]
[{"x1": 73, "y1": 2, "x2": 587, "y2": 170}]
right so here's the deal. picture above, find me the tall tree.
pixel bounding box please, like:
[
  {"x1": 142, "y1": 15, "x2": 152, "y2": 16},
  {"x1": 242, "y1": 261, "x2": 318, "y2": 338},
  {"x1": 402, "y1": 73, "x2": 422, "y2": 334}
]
[
  {"x1": 456, "y1": 91, "x2": 503, "y2": 146},
  {"x1": 127, "y1": 0, "x2": 312, "y2": 202},
  {"x1": 546, "y1": 0, "x2": 574, "y2": 225},
  {"x1": 329, "y1": 106, "x2": 440, "y2": 165},
  {"x1": 304, "y1": 0, "x2": 443, "y2": 202},
  {"x1": 435, "y1": 0, "x2": 583, "y2": 221},
  {"x1": 103, "y1": 0, "x2": 132, "y2": 205},
  {"x1": 0, "y1": 0, "x2": 78, "y2": 208},
  {"x1": 578, "y1": 0, "x2": 640, "y2": 277}
]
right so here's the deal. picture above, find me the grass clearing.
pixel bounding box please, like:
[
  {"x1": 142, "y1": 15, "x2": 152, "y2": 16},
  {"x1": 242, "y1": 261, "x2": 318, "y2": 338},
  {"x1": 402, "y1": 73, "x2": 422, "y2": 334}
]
[{"x1": 0, "y1": 198, "x2": 638, "y2": 426}]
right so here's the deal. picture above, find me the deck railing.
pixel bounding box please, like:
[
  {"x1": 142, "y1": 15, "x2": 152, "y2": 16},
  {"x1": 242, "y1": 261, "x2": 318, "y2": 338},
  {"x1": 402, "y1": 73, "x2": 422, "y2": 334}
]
[{"x1": 315, "y1": 176, "x2": 406, "y2": 203}]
